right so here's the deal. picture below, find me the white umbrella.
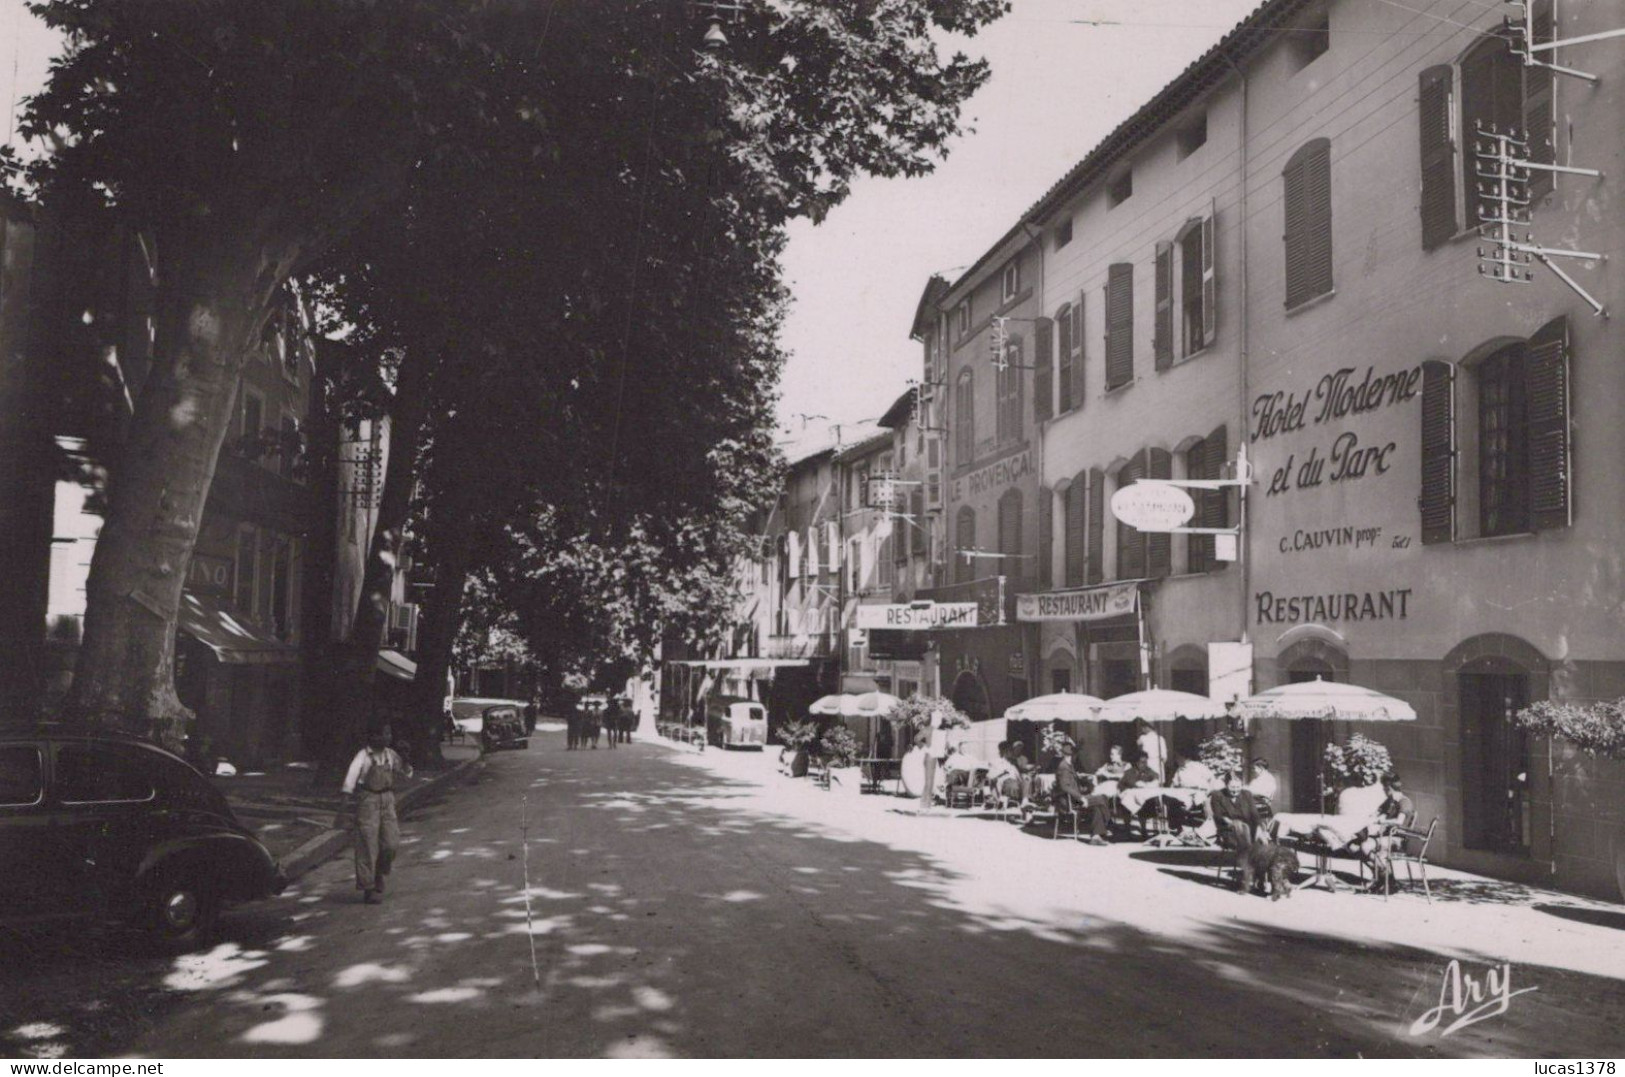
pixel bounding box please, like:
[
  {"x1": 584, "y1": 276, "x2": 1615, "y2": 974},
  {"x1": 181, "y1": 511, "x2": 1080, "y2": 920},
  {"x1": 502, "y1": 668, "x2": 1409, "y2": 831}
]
[
  {"x1": 808, "y1": 694, "x2": 850, "y2": 716},
  {"x1": 1088, "y1": 689, "x2": 1230, "y2": 723},
  {"x1": 1004, "y1": 692, "x2": 1107, "y2": 722},
  {"x1": 852, "y1": 691, "x2": 902, "y2": 716},
  {"x1": 1235, "y1": 676, "x2": 1417, "y2": 722}
]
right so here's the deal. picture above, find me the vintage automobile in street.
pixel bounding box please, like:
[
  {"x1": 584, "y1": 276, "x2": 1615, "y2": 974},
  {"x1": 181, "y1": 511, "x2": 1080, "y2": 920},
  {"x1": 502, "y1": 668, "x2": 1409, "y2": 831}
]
[
  {"x1": 448, "y1": 696, "x2": 528, "y2": 738},
  {"x1": 477, "y1": 702, "x2": 530, "y2": 752},
  {"x1": 0, "y1": 727, "x2": 287, "y2": 951},
  {"x1": 705, "y1": 696, "x2": 767, "y2": 750}
]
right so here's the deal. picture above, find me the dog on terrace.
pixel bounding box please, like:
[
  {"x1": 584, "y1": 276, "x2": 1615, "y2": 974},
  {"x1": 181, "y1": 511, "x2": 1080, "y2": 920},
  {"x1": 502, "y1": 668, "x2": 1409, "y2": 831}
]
[{"x1": 1237, "y1": 834, "x2": 1301, "y2": 900}]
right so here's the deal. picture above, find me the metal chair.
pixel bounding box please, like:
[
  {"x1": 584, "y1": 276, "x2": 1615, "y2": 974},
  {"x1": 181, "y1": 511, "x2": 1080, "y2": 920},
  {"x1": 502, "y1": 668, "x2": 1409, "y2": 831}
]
[
  {"x1": 1052, "y1": 791, "x2": 1081, "y2": 840},
  {"x1": 1382, "y1": 818, "x2": 1437, "y2": 902}
]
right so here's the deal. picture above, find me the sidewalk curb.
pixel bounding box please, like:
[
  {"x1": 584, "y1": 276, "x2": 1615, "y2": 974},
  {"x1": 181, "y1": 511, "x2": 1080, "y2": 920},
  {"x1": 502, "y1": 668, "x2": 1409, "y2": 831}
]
[{"x1": 277, "y1": 752, "x2": 486, "y2": 883}]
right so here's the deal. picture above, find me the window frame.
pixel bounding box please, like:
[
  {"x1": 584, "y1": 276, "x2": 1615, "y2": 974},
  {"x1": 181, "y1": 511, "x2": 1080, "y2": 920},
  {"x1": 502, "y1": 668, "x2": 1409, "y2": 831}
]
[
  {"x1": 1282, "y1": 138, "x2": 1334, "y2": 311},
  {"x1": 1001, "y1": 259, "x2": 1020, "y2": 303},
  {"x1": 0, "y1": 745, "x2": 45, "y2": 807},
  {"x1": 53, "y1": 744, "x2": 157, "y2": 806}
]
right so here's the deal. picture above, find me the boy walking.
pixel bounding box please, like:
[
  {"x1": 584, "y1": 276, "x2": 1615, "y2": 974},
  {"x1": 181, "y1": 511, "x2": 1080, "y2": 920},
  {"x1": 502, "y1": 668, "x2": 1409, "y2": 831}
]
[{"x1": 341, "y1": 724, "x2": 414, "y2": 905}]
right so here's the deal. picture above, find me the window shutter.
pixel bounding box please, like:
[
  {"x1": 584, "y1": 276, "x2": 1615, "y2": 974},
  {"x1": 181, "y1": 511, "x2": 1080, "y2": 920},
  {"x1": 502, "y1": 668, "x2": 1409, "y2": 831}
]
[
  {"x1": 1008, "y1": 338, "x2": 1024, "y2": 440},
  {"x1": 910, "y1": 489, "x2": 926, "y2": 557},
  {"x1": 787, "y1": 529, "x2": 802, "y2": 577},
  {"x1": 1189, "y1": 424, "x2": 1229, "y2": 573},
  {"x1": 1070, "y1": 296, "x2": 1086, "y2": 406},
  {"x1": 956, "y1": 507, "x2": 976, "y2": 583},
  {"x1": 1154, "y1": 241, "x2": 1173, "y2": 370},
  {"x1": 1525, "y1": 316, "x2": 1571, "y2": 530},
  {"x1": 1418, "y1": 359, "x2": 1456, "y2": 544},
  {"x1": 806, "y1": 526, "x2": 820, "y2": 576},
  {"x1": 1147, "y1": 447, "x2": 1172, "y2": 578},
  {"x1": 1201, "y1": 202, "x2": 1217, "y2": 346},
  {"x1": 999, "y1": 490, "x2": 1023, "y2": 565},
  {"x1": 826, "y1": 520, "x2": 841, "y2": 571},
  {"x1": 1056, "y1": 304, "x2": 1073, "y2": 413},
  {"x1": 1284, "y1": 139, "x2": 1333, "y2": 309},
  {"x1": 1418, "y1": 65, "x2": 1458, "y2": 250},
  {"x1": 1116, "y1": 453, "x2": 1147, "y2": 579},
  {"x1": 1034, "y1": 316, "x2": 1054, "y2": 422},
  {"x1": 1086, "y1": 467, "x2": 1105, "y2": 585},
  {"x1": 1187, "y1": 438, "x2": 1212, "y2": 575},
  {"x1": 1065, "y1": 476, "x2": 1086, "y2": 588},
  {"x1": 1105, "y1": 264, "x2": 1134, "y2": 389},
  {"x1": 1038, "y1": 486, "x2": 1053, "y2": 589},
  {"x1": 1524, "y1": 0, "x2": 1555, "y2": 200}
]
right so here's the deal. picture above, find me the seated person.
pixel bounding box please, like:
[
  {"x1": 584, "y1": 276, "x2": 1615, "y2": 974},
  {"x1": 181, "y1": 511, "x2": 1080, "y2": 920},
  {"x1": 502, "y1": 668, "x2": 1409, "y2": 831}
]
[
  {"x1": 937, "y1": 743, "x2": 976, "y2": 798},
  {"x1": 1170, "y1": 754, "x2": 1218, "y2": 791},
  {"x1": 983, "y1": 742, "x2": 1021, "y2": 804},
  {"x1": 1208, "y1": 771, "x2": 1263, "y2": 851},
  {"x1": 1116, "y1": 750, "x2": 1161, "y2": 792},
  {"x1": 1007, "y1": 740, "x2": 1039, "y2": 807},
  {"x1": 1114, "y1": 750, "x2": 1166, "y2": 833},
  {"x1": 1349, "y1": 774, "x2": 1415, "y2": 892},
  {"x1": 1051, "y1": 742, "x2": 1114, "y2": 846}
]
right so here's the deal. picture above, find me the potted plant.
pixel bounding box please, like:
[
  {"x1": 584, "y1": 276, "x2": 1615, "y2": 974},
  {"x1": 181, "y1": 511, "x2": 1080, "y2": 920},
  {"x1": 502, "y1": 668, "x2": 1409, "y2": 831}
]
[
  {"x1": 817, "y1": 724, "x2": 862, "y2": 793},
  {"x1": 1197, "y1": 731, "x2": 1245, "y2": 781},
  {"x1": 1514, "y1": 698, "x2": 1625, "y2": 901},
  {"x1": 1321, "y1": 733, "x2": 1392, "y2": 816},
  {"x1": 778, "y1": 719, "x2": 819, "y2": 779}
]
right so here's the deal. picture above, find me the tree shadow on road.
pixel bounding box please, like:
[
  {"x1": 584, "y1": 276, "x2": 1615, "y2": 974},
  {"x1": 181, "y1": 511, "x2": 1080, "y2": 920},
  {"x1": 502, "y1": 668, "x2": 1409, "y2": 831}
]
[{"x1": 5, "y1": 741, "x2": 1624, "y2": 1060}]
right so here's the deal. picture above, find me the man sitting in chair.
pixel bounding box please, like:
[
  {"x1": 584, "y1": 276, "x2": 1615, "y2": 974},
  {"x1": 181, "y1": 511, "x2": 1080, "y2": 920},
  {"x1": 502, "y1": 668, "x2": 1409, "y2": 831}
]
[
  {"x1": 1209, "y1": 771, "x2": 1263, "y2": 848},
  {"x1": 1053, "y1": 742, "x2": 1114, "y2": 846},
  {"x1": 1114, "y1": 750, "x2": 1165, "y2": 836}
]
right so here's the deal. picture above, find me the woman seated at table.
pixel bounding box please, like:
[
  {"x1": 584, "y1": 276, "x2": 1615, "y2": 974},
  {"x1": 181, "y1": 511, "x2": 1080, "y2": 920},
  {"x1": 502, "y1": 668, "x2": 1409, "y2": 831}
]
[
  {"x1": 1094, "y1": 744, "x2": 1128, "y2": 784},
  {"x1": 1333, "y1": 774, "x2": 1414, "y2": 892}
]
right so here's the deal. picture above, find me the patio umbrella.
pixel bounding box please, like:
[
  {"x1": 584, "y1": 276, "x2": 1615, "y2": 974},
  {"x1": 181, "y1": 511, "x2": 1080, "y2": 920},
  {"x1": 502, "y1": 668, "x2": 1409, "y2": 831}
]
[
  {"x1": 1234, "y1": 676, "x2": 1417, "y2": 722},
  {"x1": 808, "y1": 694, "x2": 850, "y2": 716},
  {"x1": 852, "y1": 691, "x2": 903, "y2": 717},
  {"x1": 1004, "y1": 692, "x2": 1107, "y2": 722},
  {"x1": 1087, "y1": 689, "x2": 1230, "y2": 723}
]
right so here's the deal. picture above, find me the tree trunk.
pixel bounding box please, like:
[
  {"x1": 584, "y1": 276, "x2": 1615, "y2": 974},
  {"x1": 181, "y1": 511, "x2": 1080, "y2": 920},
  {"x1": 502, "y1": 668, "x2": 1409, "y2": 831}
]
[
  {"x1": 323, "y1": 348, "x2": 434, "y2": 770},
  {"x1": 296, "y1": 339, "x2": 342, "y2": 760},
  {"x1": 66, "y1": 244, "x2": 283, "y2": 749},
  {"x1": 405, "y1": 511, "x2": 477, "y2": 766}
]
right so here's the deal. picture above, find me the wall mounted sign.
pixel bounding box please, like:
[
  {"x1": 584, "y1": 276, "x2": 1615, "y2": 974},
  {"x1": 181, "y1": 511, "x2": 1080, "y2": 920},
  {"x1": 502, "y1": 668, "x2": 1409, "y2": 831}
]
[
  {"x1": 1249, "y1": 363, "x2": 1422, "y2": 499},
  {"x1": 854, "y1": 602, "x2": 980, "y2": 630},
  {"x1": 1254, "y1": 589, "x2": 1413, "y2": 625},
  {"x1": 1017, "y1": 581, "x2": 1139, "y2": 623},
  {"x1": 950, "y1": 447, "x2": 1032, "y2": 503},
  {"x1": 187, "y1": 554, "x2": 233, "y2": 596},
  {"x1": 1110, "y1": 483, "x2": 1195, "y2": 532}
]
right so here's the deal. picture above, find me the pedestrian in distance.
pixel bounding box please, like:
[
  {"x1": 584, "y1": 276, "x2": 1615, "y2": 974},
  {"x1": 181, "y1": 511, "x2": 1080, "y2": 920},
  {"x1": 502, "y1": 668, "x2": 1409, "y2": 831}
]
[
  {"x1": 585, "y1": 705, "x2": 601, "y2": 749},
  {"x1": 605, "y1": 699, "x2": 619, "y2": 749},
  {"x1": 565, "y1": 706, "x2": 581, "y2": 750},
  {"x1": 340, "y1": 724, "x2": 414, "y2": 905}
]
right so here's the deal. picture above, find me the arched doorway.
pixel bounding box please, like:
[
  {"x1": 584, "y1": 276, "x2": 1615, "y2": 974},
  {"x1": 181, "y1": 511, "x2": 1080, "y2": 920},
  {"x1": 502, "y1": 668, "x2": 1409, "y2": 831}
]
[
  {"x1": 1444, "y1": 634, "x2": 1548, "y2": 856},
  {"x1": 951, "y1": 669, "x2": 991, "y2": 724},
  {"x1": 1277, "y1": 634, "x2": 1349, "y2": 814}
]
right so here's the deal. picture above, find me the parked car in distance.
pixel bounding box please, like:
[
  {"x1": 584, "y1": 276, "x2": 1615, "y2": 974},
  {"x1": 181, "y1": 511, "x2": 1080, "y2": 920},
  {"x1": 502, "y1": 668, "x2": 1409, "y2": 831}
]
[
  {"x1": 449, "y1": 697, "x2": 529, "y2": 737},
  {"x1": 0, "y1": 727, "x2": 287, "y2": 951},
  {"x1": 479, "y1": 704, "x2": 529, "y2": 752},
  {"x1": 706, "y1": 696, "x2": 767, "y2": 750}
]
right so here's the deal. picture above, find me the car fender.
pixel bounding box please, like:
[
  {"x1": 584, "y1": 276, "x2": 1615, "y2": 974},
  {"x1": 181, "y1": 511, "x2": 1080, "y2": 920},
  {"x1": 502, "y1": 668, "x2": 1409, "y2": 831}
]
[{"x1": 136, "y1": 831, "x2": 285, "y2": 902}]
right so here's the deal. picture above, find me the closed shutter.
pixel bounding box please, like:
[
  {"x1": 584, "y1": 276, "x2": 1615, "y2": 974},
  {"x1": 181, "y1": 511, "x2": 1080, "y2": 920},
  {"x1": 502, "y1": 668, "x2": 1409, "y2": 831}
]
[
  {"x1": 1418, "y1": 65, "x2": 1458, "y2": 250},
  {"x1": 1154, "y1": 241, "x2": 1173, "y2": 371},
  {"x1": 1008, "y1": 339, "x2": 1024, "y2": 440},
  {"x1": 1284, "y1": 138, "x2": 1333, "y2": 309},
  {"x1": 1187, "y1": 437, "x2": 1212, "y2": 575},
  {"x1": 1038, "y1": 486, "x2": 1053, "y2": 589},
  {"x1": 1201, "y1": 202, "x2": 1217, "y2": 345},
  {"x1": 1189, "y1": 424, "x2": 1229, "y2": 573},
  {"x1": 910, "y1": 489, "x2": 925, "y2": 556},
  {"x1": 806, "y1": 526, "x2": 820, "y2": 576},
  {"x1": 1033, "y1": 316, "x2": 1054, "y2": 421},
  {"x1": 1524, "y1": 0, "x2": 1555, "y2": 200},
  {"x1": 956, "y1": 507, "x2": 976, "y2": 583},
  {"x1": 1069, "y1": 297, "x2": 1085, "y2": 406},
  {"x1": 1105, "y1": 264, "x2": 1134, "y2": 389},
  {"x1": 1115, "y1": 454, "x2": 1147, "y2": 580},
  {"x1": 787, "y1": 529, "x2": 802, "y2": 577},
  {"x1": 826, "y1": 520, "x2": 841, "y2": 571},
  {"x1": 999, "y1": 490, "x2": 1023, "y2": 568},
  {"x1": 1056, "y1": 304, "x2": 1073, "y2": 413},
  {"x1": 1525, "y1": 316, "x2": 1571, "y2": 530},
  {"x1": 1418, "y1": 359, "x2": 1456, "y2": 544},
  {"x1": 1147, "y1": 447, "x2": 1172, "y2": 578},
  {"x1": 1086, "y1": 468, "x2": 1105, "y2": 585},
  {"x1": 1065, "y1": 476, "x2": 1086, "y2": 587}
]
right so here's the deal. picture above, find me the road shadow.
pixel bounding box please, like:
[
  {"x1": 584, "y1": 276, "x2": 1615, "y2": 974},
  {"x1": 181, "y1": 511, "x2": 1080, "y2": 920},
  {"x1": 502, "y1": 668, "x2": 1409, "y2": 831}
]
[
  {"x1": 1534, "y1": 902, "x2": 1625, "y2": 930},
  {"x1": 6, "y1": 737, "x2": 1625, "y2": 1060}
]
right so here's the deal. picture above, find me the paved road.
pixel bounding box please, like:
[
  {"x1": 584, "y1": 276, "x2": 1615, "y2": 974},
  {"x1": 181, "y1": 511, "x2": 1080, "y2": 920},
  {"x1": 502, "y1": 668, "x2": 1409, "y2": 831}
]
[{"x1": 5, "y1": 731, "x2": 1625, "y2": 1058}]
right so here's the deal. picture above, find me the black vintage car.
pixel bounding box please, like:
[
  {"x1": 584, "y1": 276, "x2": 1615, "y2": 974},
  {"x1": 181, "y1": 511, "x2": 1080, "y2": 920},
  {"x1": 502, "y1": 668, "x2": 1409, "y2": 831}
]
[
  {"x1": 479, "y1": 704, "x2": 530, "y2": 752},
  {"x1": 0, "y1": 727, "x2": 287, "y2": 951}
]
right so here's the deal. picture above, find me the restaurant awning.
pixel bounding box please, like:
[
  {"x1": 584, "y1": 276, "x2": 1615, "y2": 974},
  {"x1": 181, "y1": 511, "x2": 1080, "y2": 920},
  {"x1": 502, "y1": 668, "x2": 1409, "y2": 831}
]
[
  {"x1": 377, "y1": 649, "x2": 417, "y2": 681},
  {"x1": 177, "y1": 591, "x2": 298, "y2": 666}
]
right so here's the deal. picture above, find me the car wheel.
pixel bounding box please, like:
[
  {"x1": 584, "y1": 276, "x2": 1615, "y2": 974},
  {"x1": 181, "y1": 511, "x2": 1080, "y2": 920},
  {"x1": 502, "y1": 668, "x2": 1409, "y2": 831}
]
[{"x1": 143, "y1": 867, "x2": 221, "y2": 953}]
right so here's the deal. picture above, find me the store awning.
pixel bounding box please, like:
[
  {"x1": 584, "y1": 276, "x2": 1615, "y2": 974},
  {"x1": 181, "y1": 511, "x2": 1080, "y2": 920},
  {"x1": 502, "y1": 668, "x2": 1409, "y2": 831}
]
[
  {"x1": 377, "y1": 649, "x2": 417, "y2": 681},
  {"x1": 177, "y1": 591, "x2": 298, "y2": 666}
]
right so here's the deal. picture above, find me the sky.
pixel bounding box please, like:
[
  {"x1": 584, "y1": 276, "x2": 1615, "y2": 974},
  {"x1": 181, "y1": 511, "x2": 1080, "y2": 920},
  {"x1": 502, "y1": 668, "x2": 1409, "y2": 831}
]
[{"x1": 3, "y1": 0, "x2": 1263, "y2": 443}]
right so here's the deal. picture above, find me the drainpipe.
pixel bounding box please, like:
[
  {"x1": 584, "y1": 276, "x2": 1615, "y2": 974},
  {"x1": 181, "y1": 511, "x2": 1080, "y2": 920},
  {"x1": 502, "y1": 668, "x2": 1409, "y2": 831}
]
[
  {"x1": 1021, "y1": 221, "x2": 1046, "y2": 699},
  {"x1": 1222, "y1": 54, "x2": 1252, "y2": 656}
]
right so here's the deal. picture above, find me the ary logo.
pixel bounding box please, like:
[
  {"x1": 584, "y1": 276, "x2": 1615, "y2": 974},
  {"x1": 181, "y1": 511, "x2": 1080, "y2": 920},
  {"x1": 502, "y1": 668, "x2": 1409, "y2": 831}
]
[{"x1": 1409, "y1": 960, "x2": 1536, "y2": 1038}]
